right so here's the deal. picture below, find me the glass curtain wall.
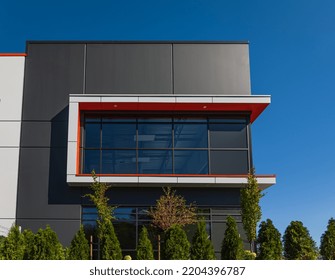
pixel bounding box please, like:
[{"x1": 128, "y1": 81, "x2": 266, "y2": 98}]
[{"x1": 80, "y1": 114, "x2": 250, "y2": 175}]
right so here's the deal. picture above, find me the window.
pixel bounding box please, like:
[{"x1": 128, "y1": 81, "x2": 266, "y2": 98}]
[{"x1": 80, "y1": 115, "x2": 250, "y2": 175}]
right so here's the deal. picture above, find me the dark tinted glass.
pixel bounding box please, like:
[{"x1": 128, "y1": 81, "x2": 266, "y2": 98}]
[
  {"x1": 85, "y1": 116, "x2": 101, "y2": 123},
  {"x1": 174, "y1": 150, "x2": 208, "y2": 174},
  {"x1": 209, "y1": 123, "x2": 247, "y2": 148},
  {"x1": 210, "y1": 150, "x2": 248, "y2": 174},
  {"x1": 83, "y1": 149, "x2": 100, "y2": 173},
  {"x1": 208, "y1": 118, "x2": 247, "y2": 123},
  {"x1": 138, "y1": 150, "x2": 172, "y2": 174},
  {"x1": 102, "y1": 117, "x2": 134, "y2": 123},
  {"x1": 138, "y1": 118, "x2": 172, "y2": 123},
  {"x1": 84, "y1": 123, "x2": 101, "y2": 148},
  {"x1": 101, "y1": 150, "x2": 136, "y2": 174},
  {"x1": 174, "y1": 123, "x2": 208, "y2": 148},
  {"x1": 102, "y1": 123, "x2": 136, "y2": 148},
  {"x1": 174, "y1": 118, "x2": 207, "y2": 123},
  {"x1": 138, "y1": 123, "x2": 172, "y2": 148}
]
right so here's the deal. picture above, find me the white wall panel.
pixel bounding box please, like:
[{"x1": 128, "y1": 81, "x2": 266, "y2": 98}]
[
  {"x1": 0, "y1": 148, "x2": 19, "y2": 218},
  {"x1": 0, "y1": 122, "x2": 21, "y2": 146},
  {"x1": 0, "y1": 57, "x2": 25, "y2": 120},
  {"x1": 0, "y1": 56, "x2": 24, "y2": 231}
]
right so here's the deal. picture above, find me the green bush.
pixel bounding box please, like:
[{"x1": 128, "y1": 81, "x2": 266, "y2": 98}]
[
  {"x1": 163, "y1": 225, "x2": 190, "y2": 260},
  {"x1": 22, "y1": 229, "x2": 35, "y2": 260},
  {"x1": 0, "y1": 225, "x2": 25, "y2": 260},
  {"x1": 320, "y1": 218, "x2": 335, "y2": 260},
  {"x1": 68, "y1": 225, "x2": 90, "y2": 260},
  {"x1": 190, "y1": 220, "x2": 216, "y2": 260},
  {"x1": 221, "y1": 216, "x2": 243, "y2": 260},
  {"x1": 136, "y1": 226, "x2": 154, "y2": 260},
  {"x1": 31, "y1": 225, "x2": 65, "y2": 260},
  {"x1": 283, "y1": 221, "x2": 318, "y2": 260},
  {"x1": 100, "y1": 221, "x2": 122, "y2": 260},
  {"x1": 257, "y1": 219, "x2": 282, "y2": 260},
  {"x1": 243, "y1": 250, "x2": 256, "y2": 260}
]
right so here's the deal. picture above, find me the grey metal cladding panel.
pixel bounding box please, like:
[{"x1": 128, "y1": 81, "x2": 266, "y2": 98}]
[
  {"x1": 20, "y1": 121, "x2": 68, "y2": 147},
  {"x1": 16, "y1": 148, "x2": 81, "y2": 219},
  {"x1": 17, "y1": 219, "x2": 80, "y2": 246},
  {"x1": 23, "y1": 44, "x2": 85, "y2": 121},
  {"x1": 82, "y1": 187, "x2": 240, "y2": 206},
  {"x1": 173, "y1": 44, "x2": 251, "y2": 95},
  {"x1": 86, "y1": 44, "x2": 172, "y2": 94}
]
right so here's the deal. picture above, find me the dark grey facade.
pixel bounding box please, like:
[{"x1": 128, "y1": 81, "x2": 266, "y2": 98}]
[{"x1": 15, "y1": 41, "x2": 269, "y2": 258}]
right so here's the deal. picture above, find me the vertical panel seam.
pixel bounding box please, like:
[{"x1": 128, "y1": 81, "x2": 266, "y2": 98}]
[
  {"x1": 171, "y1": 43, "x2": 174, "y2": 94},
  {"x1": 83, "y1": 44, "x2": 87, "y2": 94}
]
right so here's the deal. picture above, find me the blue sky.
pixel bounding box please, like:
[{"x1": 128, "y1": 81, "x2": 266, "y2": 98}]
[{"x1": 1, "y1": 0, "x2": 334, "y2": 245}]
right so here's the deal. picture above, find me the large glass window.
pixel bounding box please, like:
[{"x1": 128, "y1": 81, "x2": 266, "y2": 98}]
[{"x1": 81, "y1": 114, "x2": 250, "y2": 175}]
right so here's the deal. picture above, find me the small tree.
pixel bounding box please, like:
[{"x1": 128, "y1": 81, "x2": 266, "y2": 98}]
[
  {"x1": 240, "y1": 168, "x2": 263, "y2": 251},
  {"x1": 257, "y1": 219, "x2": 282, "y2": 260},
  {"x1": 320, "y1": 217, "x2": 335, "y2": 260},
  {"x1": 22, "y1": 229, "x2": 35, "y2": 260},
  {"x1": 0, "y1": 225, "x2": 24, "y2": 260},
  {"x1": 136, "y1": 226, "x2": 154, "y2": 260},
  {"x1": 190, "y1": 219, "x2": 216, "y2": 260},
  {"x1": 163, "y1": 225, "x2": 190, "y2": 260},
  {"x1": 84, "y1": 171, "x2": 121, "y2": 260},
  {"x1": 148, "y1": 187, "x2": 196, "y2": 259},
  {"x1": 31, "y1": 225, "x2": 64, "y2": 260},
  {"x1": 221, "y1": 216, "x2": 243, "y2": 260},
  {"x1": 283, "y1": 221, "x2": 318, "y2": 260},
  {"x1": 68, "y1": 225, "x2": 90, "y2": 260}
]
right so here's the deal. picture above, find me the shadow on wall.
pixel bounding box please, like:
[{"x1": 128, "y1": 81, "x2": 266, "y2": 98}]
[{"x1": 48, "y1": 105, "x2": 83, "y2": 205}]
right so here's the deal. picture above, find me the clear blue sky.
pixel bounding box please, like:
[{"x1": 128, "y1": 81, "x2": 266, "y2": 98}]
[{"x1": 1, "y1": 0, "x2": 334, "y2": 245}]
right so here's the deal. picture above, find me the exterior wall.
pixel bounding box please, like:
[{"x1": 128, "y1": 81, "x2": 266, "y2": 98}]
[
  {"x1": 15, "y1": 42, "x2": 259, "y2": 248},
  {"x1": 16, "y1": 44, "x2": 84, "y2": 244},
  {"x1": 0, "y1": 56, "x2": 25, "y2": 236}
]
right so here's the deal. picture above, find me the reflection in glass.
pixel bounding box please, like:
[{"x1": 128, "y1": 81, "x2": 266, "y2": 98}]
[
  {"x1": 84, "y1": 123, "x2": 101, "y2": 148},
  {"x1": 174, "y1": 150, "x2": 208, "y2": 174},
  {"x1": 101, "y1": 150, "x2": 136, "y2": 174},
  {"x1": 102, "y1": 123, "x2": 136, "y2": 148},
  {"x1": 138, "y1": 123, "x2": 172, "y2": 149},
  {"x1": 174, "y1": 123, "x2": 208, "y2": 148},
  {"x1": 83, "y1": 149, "x2": 100, "y2": 174},
  {"x1": 138, "y1": 150, "x2": 172, "y2": 174}
]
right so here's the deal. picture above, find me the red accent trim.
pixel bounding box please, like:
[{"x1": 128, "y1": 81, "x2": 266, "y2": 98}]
[
  {"x1": 0, "y1": 53, "x2": 27, "y2": 57},
  {"x1": 76, "y1": 101, "x2": 270, "y2": 174},
  {"x1": 79, "y1": 102, "x2": 269, "y2": 123}
]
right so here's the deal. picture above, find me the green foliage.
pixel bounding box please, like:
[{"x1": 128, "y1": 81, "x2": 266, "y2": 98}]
[
  {"x1": 221, "y1": 216, "x2": 243, "y2": 260},
  {"x1": 243, "y1": 250, "x2": 256, "y2": 260},
  {"x1": 136, "y1": 226, "x2": 154, "y2": 260},
  {"x1": 31, "y1": 225, "x2": 65, "y2": 260},
  {"x1": 100, "y1": 221, "x2": 122, "y2": 260},
  {"x1": 240, "y1": 169, "x2": 263, "y2": 251},
  {"x1": 68, "y1": 225, "x2": 90, "y2": 260},
  {"x1": 320, "y1": 217, "x2": 335, "y2": 260},
  {"x1": 0, "y1": 225, "x2": 24, "y2": 260},
  {"x1": 84, "y1": 171, "x2": 115, "y2": 227},
  {"x1": 190, "y1": 219, "x2": 216, "y2": 260},
  {"x1": 283, "y1": 221, "x2": 318, "y2": 260},
  {"x1": 163, "y1": 225, "x2": 190, "y2": 260},
  {"x1": 84, "y1": 171, "x2": 121, "y2": 260},
  {"x1": 22, "y1": 229, "x2": 35, "y2": 260},
  {"x1": 256, "y1": 219, "x2": 282, "y2": 260},
  {"x1": 149, "y1": 187, "x2": 196, "y2": 232}
]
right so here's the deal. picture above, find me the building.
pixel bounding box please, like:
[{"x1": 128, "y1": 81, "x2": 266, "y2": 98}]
[{"x1": 0, "y1": 41, "x2": 275, "y2": 257}]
